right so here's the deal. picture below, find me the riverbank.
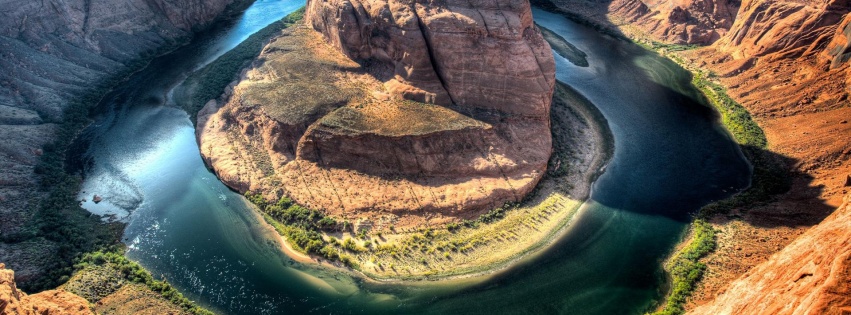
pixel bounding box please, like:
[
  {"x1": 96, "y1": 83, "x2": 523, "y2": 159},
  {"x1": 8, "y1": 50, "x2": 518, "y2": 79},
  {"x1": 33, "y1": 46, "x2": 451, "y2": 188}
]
[
  {"x1": 236, "y1": 79, "x2": 613, "y2": 281},
  {"x1": 193, "y1": 15, "x2": 612, "y2": 280},
  {"x1": 528, "y1": 2, "x2": 851, "y2": 314},
  {"x1": 192, "y1": 4, "x2": 612, "y2": 281}
]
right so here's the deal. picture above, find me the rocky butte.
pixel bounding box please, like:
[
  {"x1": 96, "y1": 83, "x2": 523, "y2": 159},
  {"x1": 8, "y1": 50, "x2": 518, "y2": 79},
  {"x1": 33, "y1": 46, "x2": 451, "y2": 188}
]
[{"x1": 198, "y1": 0, "x2": 557, "y2": 228}]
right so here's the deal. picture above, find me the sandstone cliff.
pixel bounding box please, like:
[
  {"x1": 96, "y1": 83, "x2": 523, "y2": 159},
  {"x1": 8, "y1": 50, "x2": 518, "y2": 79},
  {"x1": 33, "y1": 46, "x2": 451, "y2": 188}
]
[
  {"x1": 0, "y1": 264, "x2": 93, "y2": 315},
  {"x1": 535, "y1": 0, "x2": 739, "y2": 44},
  {"x1": 198, "y1": 0, "x2": 555, "y2": 227},
  {"x1": 0, "y1": 0, "x2": 239, "y2": 288},
  {"x1": 688, "y1": 194, "x2": 851, "y2": 315},
  {"x1": 538, "y1": 0, "x2": 851, "y2": 313}
]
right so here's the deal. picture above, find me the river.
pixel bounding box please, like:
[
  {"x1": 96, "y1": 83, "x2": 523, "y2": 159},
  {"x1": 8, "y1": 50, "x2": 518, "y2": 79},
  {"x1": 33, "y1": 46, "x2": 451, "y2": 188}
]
[{"x1": 71, "y1": 1, "x2": 751, "y2": 314}]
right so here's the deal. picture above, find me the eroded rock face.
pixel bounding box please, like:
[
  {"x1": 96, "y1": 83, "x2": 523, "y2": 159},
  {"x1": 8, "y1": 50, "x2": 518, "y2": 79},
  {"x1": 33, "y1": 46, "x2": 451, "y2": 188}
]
[
  {"x1": 0, "y1": 264, "x2": 93, "y2": 315},
  {"x1": 198, "y1": 1, "x2": 555, "y2": 227},
  {"x1": 639, "y1": 0, "x2": 739, "y2": 44},
  {"x1": 538, "y1": 0, "x2": 738, "y2": 44},
  {"x1": 714, "y1": 0, "x2": 851, "y2": 60},
  {"x1": 0, "y1": 0, "x2": 239, "y2": 287},
  {"x1": 688, "y1": 194, "x2": 851, "y2": 315},
  {"x1": 305, "y1": 0, "x2": 556, "y2": 113}
]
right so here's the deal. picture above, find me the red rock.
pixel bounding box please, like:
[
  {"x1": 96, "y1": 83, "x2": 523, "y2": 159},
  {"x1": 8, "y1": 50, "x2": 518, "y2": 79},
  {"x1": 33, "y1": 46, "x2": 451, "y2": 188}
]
[
  {"x1": 0, "y1": 264, "x2": 94, "y2": 315},
  {"x1": 198, "y1": 0, "x2": 556, "y2": 226},
  {"x1": 689, "y1": 194, "x2": 851, "y2": 315}
]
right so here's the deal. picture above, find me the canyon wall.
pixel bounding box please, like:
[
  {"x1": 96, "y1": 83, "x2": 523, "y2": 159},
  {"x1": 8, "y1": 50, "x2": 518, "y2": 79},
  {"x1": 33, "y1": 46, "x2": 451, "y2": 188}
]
[
  {"x1": 539, "y1": 0, "x2": 851, "y2": 313},
  {"x1": 198, "y1": 0, "x2": 556, "y2": 227},
  {"x1": 688, "y1": 193, "x2": 851, "y2": 315},
  {"x1": 534, "y1": 0, "x2": 739, "y2": 44},
  {"x1": 0, "y1": 0, "x2": 239, "y2": 287}
]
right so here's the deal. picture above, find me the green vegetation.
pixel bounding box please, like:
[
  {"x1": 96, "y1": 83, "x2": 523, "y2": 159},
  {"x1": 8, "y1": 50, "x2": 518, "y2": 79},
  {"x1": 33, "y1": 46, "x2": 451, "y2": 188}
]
[
  {"x1": 76, "y1": 251, "x2": 214, "y2": 315},
  {"x1": 691, "y1": 72, "x2": 790, "y2": 217},
  {"x1": 3, "y1": 69, "x2": 139, "y2": 292},
  {"x1": 651, "y1": 220, "x2": 715, "y2": 315},
  {"x1": 637, "y1": 40, "x2": 698, "y2": 53},
  {"x1": 246, "y1": 192, "x2": 358, "y2": 267},
  {"x1": 177, "y1": 7, "x2": 306, "y2": 122},
  {"x1": 638, "y1": 33, "x2": 788, "y2": 315},
  {"x1": 691, "y1": 72, "x2": 765, "y2": 148}
]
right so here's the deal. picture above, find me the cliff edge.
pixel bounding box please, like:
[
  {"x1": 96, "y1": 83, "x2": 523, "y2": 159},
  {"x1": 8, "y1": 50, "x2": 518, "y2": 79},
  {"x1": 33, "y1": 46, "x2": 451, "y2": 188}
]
[
  {"x1": 0, "y1": 263, "x2": 93, "y2": 315},
  {"x1": 689, "y1": 193, "x2": 851, "y2": 315}
]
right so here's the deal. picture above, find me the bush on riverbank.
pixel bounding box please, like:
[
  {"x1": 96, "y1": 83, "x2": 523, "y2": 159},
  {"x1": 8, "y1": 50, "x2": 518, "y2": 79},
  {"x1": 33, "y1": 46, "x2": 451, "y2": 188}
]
[
  {"x1": 641, "y1": 42, "x2": 789, "y2": 315},
  {"x1": 247, "y1": 192, "x2": 359, "y2": 267},
  {"x1": 652, "y1": 220, "x2": 715, "y2": 315},
  {"x1": 76, "y1": 251, "x2": 214, "y2": 315}
]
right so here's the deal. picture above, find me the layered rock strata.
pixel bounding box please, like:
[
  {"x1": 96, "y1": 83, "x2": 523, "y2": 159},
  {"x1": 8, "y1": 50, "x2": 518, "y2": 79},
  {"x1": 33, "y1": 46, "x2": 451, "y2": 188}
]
[
  {"x1": 689, "y1": 193, "x2": 851, "y2": 315},
  {"x1": 534, "y1": 0, "x2": 739, "y2": 44},
  {"x1": 198, "y1": 0, "x2": 555, "y2": 227}
]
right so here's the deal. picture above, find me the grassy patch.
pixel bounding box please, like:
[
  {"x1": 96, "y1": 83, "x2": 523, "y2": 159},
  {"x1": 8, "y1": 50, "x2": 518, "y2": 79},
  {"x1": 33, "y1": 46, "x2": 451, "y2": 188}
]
[
  {"x1": 76, "y1": 251, "x2": 214, "y2": 315},
  {"x1": 176, "y1": 7, "x2": 306, "y2": 122},
  {"x1": 246, "y1": 192, "x2": 358, "y2": 267},
  {"x1": 651, "y1": 220, "x2": 715, "y2": 315},
  {"x1": 691, "y1": 72, "x2": 789, "y2": 217}
]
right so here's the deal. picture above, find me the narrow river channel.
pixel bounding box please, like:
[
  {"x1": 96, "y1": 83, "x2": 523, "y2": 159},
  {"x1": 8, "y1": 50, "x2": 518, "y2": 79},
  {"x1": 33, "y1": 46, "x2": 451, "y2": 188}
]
[{"x1": 71, "y1": 1, "x2": 751, "y2": 314}]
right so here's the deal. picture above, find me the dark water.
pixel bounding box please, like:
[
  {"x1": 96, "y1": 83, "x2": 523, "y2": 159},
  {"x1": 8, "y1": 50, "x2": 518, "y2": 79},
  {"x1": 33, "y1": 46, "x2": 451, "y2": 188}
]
[{"x1": 73, "y1": 2, "x2": 750, "y2": 314}]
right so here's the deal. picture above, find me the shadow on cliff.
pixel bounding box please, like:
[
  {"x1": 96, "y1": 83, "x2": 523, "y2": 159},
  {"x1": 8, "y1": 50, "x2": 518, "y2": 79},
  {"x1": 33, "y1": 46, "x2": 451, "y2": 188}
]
[{"x1": 706, "y1": 145, "x2": 838, "y2": 229}]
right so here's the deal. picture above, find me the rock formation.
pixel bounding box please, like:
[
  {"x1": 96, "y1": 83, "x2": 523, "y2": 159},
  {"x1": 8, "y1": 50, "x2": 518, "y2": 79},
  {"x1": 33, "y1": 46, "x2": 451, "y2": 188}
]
[
  {"x1": 534, "y1": 0, "x2": 739, "y2": 44},
  {"x1": 0, "y1": 263, "x2": 93, "y2": 315},
  {"x1": 688, "y1": 193, "x2": 851, "y2": 315},
  {"x1": 198, "y1": 0, "x2": 555, "y2": 227},
  {"x1": 0, "y1": 0, "x2": 240, "y2": 287}
]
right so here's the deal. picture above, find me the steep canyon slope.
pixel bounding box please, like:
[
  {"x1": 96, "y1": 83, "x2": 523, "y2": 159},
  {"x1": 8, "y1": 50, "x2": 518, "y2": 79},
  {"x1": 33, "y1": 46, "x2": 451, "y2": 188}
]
[
  {"x1": 538, "y1": 0, "x2": 851, "y2": 313},
  {"x1": 0, "y1": 0, "x2": 240, "y2": 288},
  {"x1": 198, "y1": 0, "x2": 556, "y2": 227}
]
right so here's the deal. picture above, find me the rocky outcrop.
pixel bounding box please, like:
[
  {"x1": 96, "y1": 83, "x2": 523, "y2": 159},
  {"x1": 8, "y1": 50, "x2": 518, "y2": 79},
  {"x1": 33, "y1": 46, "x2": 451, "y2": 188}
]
[
  {"x1": 0, "y1": 0, "x2": 239, "y2": 287},
  {"x1": 639, "y1": 0, "x2": 739, "y2": 44},
  {"x1": 536, "y1": 0, "x2": 739, "y2": 44},
  {"x1": 823, "y1": 13, "x2": 851, "y2": 69},
  {"x1": 0, "y1": 263, "x2": 93, "y2": 315},
  {"x1": 199, "y1": 0, "x2": 555, "y2": 227},
  {"x1": 688, "y1": 194, "x2": 851, "y2": 315},
  {"x1": 306, "y1": 0, "x2": 556, "y2": 113},
  {"x1": 714, "y1": 0, "x2": 850, "y2": 61}
]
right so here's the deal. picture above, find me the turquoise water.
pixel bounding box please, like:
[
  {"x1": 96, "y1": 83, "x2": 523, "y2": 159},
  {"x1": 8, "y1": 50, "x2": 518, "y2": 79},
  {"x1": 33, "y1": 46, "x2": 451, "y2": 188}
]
[{"x1": 73, "y1": 2, "x2": 750, "y2": 314}]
